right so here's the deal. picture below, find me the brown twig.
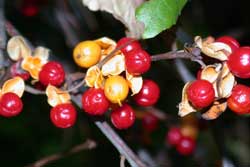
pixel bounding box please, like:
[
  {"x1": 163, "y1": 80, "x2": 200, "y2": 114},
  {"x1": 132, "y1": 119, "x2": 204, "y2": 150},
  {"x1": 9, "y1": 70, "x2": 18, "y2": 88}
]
[
  {"x1": 151, "y1": 48, "x2": 205, "y2": 67},
  {"x1": 25, "y1": 85, "x2": 45, "y2": 95},
  {"x1": 25, "y1": 139, "x2": 97, "y2": 167}
]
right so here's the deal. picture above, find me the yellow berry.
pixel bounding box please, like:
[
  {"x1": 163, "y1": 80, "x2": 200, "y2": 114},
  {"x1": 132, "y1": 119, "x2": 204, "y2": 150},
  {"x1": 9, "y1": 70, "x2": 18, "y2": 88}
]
[
  {"x1": 104, "y1": 76, "x2": 129, "y2": 104},
  {"x1": 73, "y1": 41, "x2": 101, "y2": 68}
]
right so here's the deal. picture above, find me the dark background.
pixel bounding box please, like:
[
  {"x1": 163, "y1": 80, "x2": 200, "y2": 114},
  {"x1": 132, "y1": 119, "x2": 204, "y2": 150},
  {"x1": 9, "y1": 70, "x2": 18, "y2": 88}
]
[{"x1": 1, "y1": 0, "x2": 250, "y2": 166}]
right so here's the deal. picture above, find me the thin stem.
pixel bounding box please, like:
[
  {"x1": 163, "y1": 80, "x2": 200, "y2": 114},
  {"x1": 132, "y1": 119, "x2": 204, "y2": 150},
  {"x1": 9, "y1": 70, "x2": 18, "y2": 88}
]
[
  {"x1": 66, "y1": 79, "x2": 85, "y2": 93},
  {"x1": 151, "y1": 50, "x2": 189, "y2": 61},
  {"x1": 25, "y1": 85, "x2": 45, "y2": 95},
  {"x1": 151, "y1": 48, "x2": 205, "y2": 67},
  {"x1": 25, "y1": 139, "x2": 96, "y2": 167},
  {"x1": 0, "y1": 0, "x2": 6, "y2": 49}
]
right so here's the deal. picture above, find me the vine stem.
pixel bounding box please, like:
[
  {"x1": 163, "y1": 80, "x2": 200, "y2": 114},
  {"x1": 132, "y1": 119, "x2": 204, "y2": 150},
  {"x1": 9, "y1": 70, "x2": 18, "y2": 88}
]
[
  {"x1": 25, "y1": 139, "x2": 97, "y2": 167},
  {"x1": 151, "y1": 48, "x2": 205, "y2": 67}
]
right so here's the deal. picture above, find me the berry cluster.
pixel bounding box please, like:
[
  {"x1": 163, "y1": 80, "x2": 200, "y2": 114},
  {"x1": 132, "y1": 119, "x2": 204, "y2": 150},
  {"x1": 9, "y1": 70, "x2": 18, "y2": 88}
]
[
  {"x1": 179, "y1": 36, "x2": 250, "y2": 119},
  {"x1": 6, "y1": 36, "x2": 77, "y2": 128},
  {"x1": 73, "y1": 37, "x2": 160, "y2": 129},
  {"x1": 166, "y1": 127, "x2": 196, "y2": 155}
]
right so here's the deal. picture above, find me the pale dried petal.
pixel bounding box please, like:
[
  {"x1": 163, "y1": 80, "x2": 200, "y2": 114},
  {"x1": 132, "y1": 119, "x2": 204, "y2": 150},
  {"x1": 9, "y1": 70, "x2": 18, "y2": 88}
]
[
  {"x1": 218, "y1": 72, "x2": 235, "y2": 98},
  {"x1": 7, "y1": 36, "x2": 31, "y2": 61},
  {"x1": 2, "y1": 77, "x2": 25, "y2": 97},
  {"x1": 94, "y1": 73, "x2": 105, "y2": 88},
  {"x1": 82, "y1": 0, "x2": 144, "y2": 38},
  {"x1": 95, "y1": 37, "x2": 117, "y2": 56},
  {"x1": 126, "y1": 71, "x2": 143, "y2": 95},
  {"x1": 46, "y1": 85, "x2": 71, "y2": 107},
  {"x1": 221, "y1": 63, "x2": 230, "y2": 78},
  {"x1": 194, "y1": 36, "x2": 203, "y2": 48},
  {"x1": 200, "y1": 64, "x2": 220, "y2": 83},
  {"x1": 213, "y1": 82, "x2": 219, "y2": 98},
  {"x1": 202, "y1": 43, "x2": 230, "y2": 61},
  {"x1": 33, "y1": 47, "x2": 50, "y2": 64},
  {"x1": 94, "y1": 37, "x2": 116, "y2": 49},
  {"x1": 178, "y1": 82, "x2": 197, "y2": 117},
  {"x1": 85, "y1": 65, "x2": 104, "y2": 88},
  {"x1": 195, "y1": 36, "x2": 232, "y2": 61},
  {"x1": 101, "y1": 54, "x2": 125, "y2": 76},
  {"x1": 201, "y1": 101, "x2": 227, "y2": 120},
  {"x1": 21, "y1": 52, "x2": 49, "y2": 80}
]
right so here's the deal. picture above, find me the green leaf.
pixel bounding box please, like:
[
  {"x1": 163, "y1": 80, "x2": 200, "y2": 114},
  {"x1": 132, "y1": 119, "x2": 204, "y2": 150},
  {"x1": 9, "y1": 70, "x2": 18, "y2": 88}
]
[{"x1": 136, "y1": 0, "x2": 187, "y2": 39}]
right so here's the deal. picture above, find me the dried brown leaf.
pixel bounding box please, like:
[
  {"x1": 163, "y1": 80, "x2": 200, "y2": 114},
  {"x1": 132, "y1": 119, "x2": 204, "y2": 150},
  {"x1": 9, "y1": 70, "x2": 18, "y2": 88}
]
[
  {"x1": 201, "y1": 101, "x2": 227, "y2": 120},
  {"x1": 82, "y1": 0, "x2": 144, "y2": 39}
]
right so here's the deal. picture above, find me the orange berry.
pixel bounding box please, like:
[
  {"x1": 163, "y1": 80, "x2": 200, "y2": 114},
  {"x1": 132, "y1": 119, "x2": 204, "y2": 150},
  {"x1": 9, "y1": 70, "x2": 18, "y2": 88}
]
[
  {"x1": 104, "y1": 76, "x2": 129, "y2": 104},
  {"x1": 73, "y1": 41, "x2": 101, "y2": 68}
]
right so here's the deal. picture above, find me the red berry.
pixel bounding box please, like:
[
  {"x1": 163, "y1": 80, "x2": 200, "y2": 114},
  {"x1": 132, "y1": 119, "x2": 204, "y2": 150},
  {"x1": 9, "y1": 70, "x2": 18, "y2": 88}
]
[
  {"x1": 187, "y1": 80, "x2": 215, "y2": 108},
  {"x1": 134, "y1": 79, "x2": 160, "y2": 106},
  {"x1": 50, "y1": 103, "x2": 77, "y2": 128},
  {"x1": 176, "y1": 136, "x2": 196, "y2": 155},
  {"x1": 125, "y1": 49, "x2": 151, "y2": 75},
  {"x1": 227, "y1": 47, "x2": 250, "y2": 78},
  {"x1": 142, "y1": 113, "x2": 159, "y2": 132},
  {"x1": 10, "y1": 62, "x2": 30, "y2": 81},
  {"x1": 166, "y1": 127, "x2": 182, "y2": 146},
  {"x1": 117, "y1": 37, "x2": 141, "y2": 54},
  {"x1": 216, "y1": 36, "x2": 240, "y2": 52},
  {"x1": 111, "y1": 104, "x2": 135, "y2": 129},
  {"x1": 39, "y1": 61, "x2": 65, "y2": 86},
  {"x1": 0, "y1": 92, "x2": 23, "y2": 117},
  {"x1": 227, "y1": 84, "x2": 250, "y2": 114},
  {"x1": 82, "y1": 88, "x2": 110, "y2": 115},
  {"x1": 21, "y1": 4, "x2": 39, "y2": 17}
]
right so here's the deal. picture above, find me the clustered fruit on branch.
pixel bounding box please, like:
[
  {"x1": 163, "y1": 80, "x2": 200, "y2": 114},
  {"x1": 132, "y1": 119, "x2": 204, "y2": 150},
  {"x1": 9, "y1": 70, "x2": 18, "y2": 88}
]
[
  {"x1": 3, "y1": 35, "x2": 160, "y2": 130},
  {"x1": 75, "y1": 37, "x2": 160, "y2": 129},
  {"x1": 179, "y1": 35, "x2": 250, "y2": 119}
]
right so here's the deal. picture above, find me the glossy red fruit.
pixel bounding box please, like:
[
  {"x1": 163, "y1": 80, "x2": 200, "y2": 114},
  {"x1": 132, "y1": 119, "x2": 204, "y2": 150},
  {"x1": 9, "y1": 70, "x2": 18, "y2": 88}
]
[
  {"x1": 39, "y1": 61, "x2": 65, "y2": 86},
  {"x1": 125, "y1": 49, "x2": 151, "y2": 75},
  {"x1": 117, "y1": 37, "x2": 141, "y2": 54},
  {"x1": 0, "y1": 92, "x2": 23, "y2": 117},
  {"x1": 216, "y1": 36, "x2": 240, "y2": 52},
  {"x1": 111, "y1": 104, "x2": 135, "y2": 129},
  {"x1": 10, "y1": 62, "x2": 30, "y2": 81},
  {"x1": 50, "y1": 103, "x2": 77, "y2": 128},
  {"x1": 166, "y1": 127, "x2": 182, "y2": 146},
  {"x1": 187, "y1": 80, "x2": 215, "y2": 108},
  {"x1": 142, "y1": 113, "x2": 159, "y2": 132},
  {"x1": 82, "y1": 88, "x2": 110, "y2": 115},
  {"x1": 227, "y1": 47, "x2": 250, "y2": 78},
  {"x1": 227, "y1": 84, "x2": 250, "y2": 114},
  {"x1": 134, "y1": 79, "x2": 160, "y2": 106},
  {"x1": 176, "y1": 136, "x2": 196, "y2": 155}
]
